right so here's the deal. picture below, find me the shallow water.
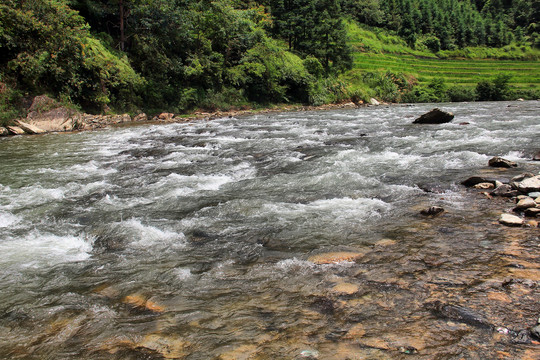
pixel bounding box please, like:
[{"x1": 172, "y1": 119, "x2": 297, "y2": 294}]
[{"x1": 0, "y1": 101, "x2": 539, "y2": 359}]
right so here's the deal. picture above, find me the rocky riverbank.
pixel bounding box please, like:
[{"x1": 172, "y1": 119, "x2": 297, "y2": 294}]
[
  {"x1": 460, "y1": 157, "x2": 540, "y2": 228},
  {"x1": 0, "y1": 95, "x2": 371, "y2": 137}
]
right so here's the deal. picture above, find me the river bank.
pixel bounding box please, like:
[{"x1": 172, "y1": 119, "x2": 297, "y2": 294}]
[{"x1": 1, "y1": 95, "x2": 377, "y2": 137}]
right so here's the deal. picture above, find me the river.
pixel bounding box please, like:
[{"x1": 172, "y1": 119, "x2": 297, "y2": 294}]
[{"x1": 0, "y1": 101, "x2": 539, "y2": 359}]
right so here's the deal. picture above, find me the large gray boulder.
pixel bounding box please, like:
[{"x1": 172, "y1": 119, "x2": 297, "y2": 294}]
[{"x1": 413, "y1": 108, "x2": 454, "y2": 124}]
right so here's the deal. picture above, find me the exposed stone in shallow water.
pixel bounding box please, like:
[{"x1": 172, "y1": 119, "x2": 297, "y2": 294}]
[
  {"x1": 413, "y1": 108, "x2": 454, "y2": 124},
  {"x1": 514, "y1": 198, "x2": 537, "y2": 211},
  {"x1": 488, "y1": 156, "x2": 517, "y2": 168},
  {"x1": 532, "y1": 151, "x2": 540, "y2": 161},
  {"x1": 499, "y1": 214, "x2": 524, "y2": 227},
  {"x1": 420, "y1": 206, "x2": 445, "y2": 216},
  {"x1": 0, "y1": 127, "x2": 8, "y2": 136},
  {"x1": 491, "y1": 184, "x2": 518, "y2": 197},
  {"x1": 462, "y1": 176, "x2": 496, "y2": 188},
  {"x1": 473, "y1": 182, "x2": 494, "y2": 189},
  {"x1": 524, "y1": 208, "x2": 540, "y2": 217},
  {"x1": 512, "y1": 175, "x2": 540, "y2": 193}
]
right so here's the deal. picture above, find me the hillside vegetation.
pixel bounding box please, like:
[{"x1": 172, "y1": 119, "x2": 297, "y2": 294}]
[{"x1": 1, "y1": 0, "x2": 539, "y2": 124}]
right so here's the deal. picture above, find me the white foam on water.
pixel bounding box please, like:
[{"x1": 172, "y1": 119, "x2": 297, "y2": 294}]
[
  {"x1": 275, "y1": 258, "x2": 316, "y2": 273},
  {"x1": 0, "y1": 211, "x2": 20, "y2": 228},
  {"x1": 0, "y1": 231, "x2": 92, "y2": 268},
  {"x1": 120, "y1": 218, "x2": 186, "y2": 249},
  {"x1": 175, "y1": 268, "x2": 192, "y2": 280}
]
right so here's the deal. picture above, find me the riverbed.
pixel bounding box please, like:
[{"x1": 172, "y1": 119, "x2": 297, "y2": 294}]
[{"x1": 0, "y1": 101, "x2": 538, "y2": 359}]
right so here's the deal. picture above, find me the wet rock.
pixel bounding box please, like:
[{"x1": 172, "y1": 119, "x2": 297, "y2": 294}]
[
  {"x1": 0, "y1": 127, "x2": 8, "y2": 136},
  {"x1": 499, "y1": 214, "x2": 524, "y2": 227},
  {"x1": 459, "y1": 122, "x2": 470, "y2": 125},
  {"x1": 531, "y1": 322, "x2": 540, "y2": 340},
  {"x1": 514, "y1": 197, "x2": 537, "y2": 211},
  {"x1": 461, "y1": 176, "x2": 496, "y2": 188},
  {"x1": 413, "y1": 108, "x2": 454, "y2": 124},
  {"x1": 424, "y1": 301, "x2": 493, "y2": 329},
  {"x1": 533, "y1": 151, "x2": 540, "y2": 161},
  {"x1": 528, "y1": 192, "x2": 540, "y2": 198},
  {"x1": 491, "y1": 184, "x2": 518, "y2": 197},
  {"x1": 6, "y1": 126, "x2": 25, "y2": 135},
  {"x1": 488, "y1": 156, "x2": 517, "y2": 168},
  {"x1": 473, "y1": 182, "x2": 494, "y2": 189},
  {"x1": 308, "y1": 251, "x2": 364, "y2": 264},
  {"x1": 420, "y1": 206, "x2": 445, "y2": 216},
  {"x1": 511, "y1": 173, "x2": 534, "y2": 182},
  {"x1": 512, "y1": 175, "x2": 540, "y2": 193},
  {"x1": 524, "y1": 208, "x2": 540, "y2": 217}
]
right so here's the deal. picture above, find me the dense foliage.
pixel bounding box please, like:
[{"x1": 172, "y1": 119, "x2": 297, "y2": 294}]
[
  {"x1": 0, "y1": 0, "x2": 538, "y2": 120},
  {"x1": 343, "y1": 0, "x2": 540, "y2": 50}
]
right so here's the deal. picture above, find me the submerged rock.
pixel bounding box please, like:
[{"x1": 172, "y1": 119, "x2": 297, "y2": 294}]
[
  {"x1": 308, "y1": 251, "x2": 364, "y2": 264},
  {"x1": 413, "y1": 108, "x2": 454, "y2": 124},
  {"x1": 488, "y1": 156, "x2": 517, "y2": 168},
  {"x1": 424, "y1": 301, "x2": 492, "y2": 329},
  {"x1": 499, "y1": 214, "x2": 524, "y2": 227}
]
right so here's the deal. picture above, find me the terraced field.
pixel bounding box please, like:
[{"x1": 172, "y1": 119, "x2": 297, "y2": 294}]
[{"x1": 352, "y1": 53, "x2": 540, "y2": 91}]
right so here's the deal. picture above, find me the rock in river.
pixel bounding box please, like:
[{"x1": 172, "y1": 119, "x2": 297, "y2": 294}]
[
  {"x1": 499, "y1": 214, "x2": 524, "y2": 227},
  {"x1": 491, "y1": 184, "x2": 518, "y2": 197},
  {"x1": 488, "y1": 156, "x2": 517, "y2": 168},
  {"x1": 461, "y1": 176, "x2": 496, "y2": 188},
  {"x1": 511, "y1": 175, "x2": 540, "y2": 193},
  {"x1": 420, "y1": 206, "x2": 445, "y2": 216},
  {"x1": 413, "y1": 108, "x2": 454, "y2": 124},
  {"x1": 514, "y1": 197, "x2": 537, "y2": 211}
]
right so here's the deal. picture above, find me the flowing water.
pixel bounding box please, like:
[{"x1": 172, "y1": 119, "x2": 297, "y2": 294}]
[{"x1": 0, "y1": 101, "x2": 539, "y2": 359}]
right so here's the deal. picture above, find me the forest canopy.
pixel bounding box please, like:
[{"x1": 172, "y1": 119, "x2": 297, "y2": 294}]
[{"x1": 0, "y1": 0, "x2": 538, "y2": 116}]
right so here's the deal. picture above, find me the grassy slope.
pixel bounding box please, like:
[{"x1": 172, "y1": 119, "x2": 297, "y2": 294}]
[{"x1": 344, "y1": 22, "x2": 540, "y2": 94}]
